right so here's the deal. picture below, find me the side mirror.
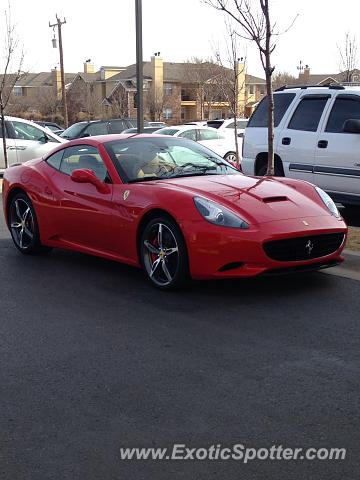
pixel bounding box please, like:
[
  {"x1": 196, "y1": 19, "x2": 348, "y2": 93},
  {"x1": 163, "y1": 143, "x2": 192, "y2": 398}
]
[
  {"x1": 343, "y1": 119, "x2": 360, "y2": 134},
  {"x1": 70, "y1": 169, "x2": 110, "y2": 194},
  {"x1": 39, "y1": 134, "x2": 49, "y2": 143}
]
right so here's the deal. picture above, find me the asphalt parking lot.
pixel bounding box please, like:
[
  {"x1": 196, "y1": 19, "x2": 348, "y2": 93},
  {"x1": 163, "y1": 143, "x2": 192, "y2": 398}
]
[{"x1": 0, "y1": 196, "x2": 359, "y2": 479}]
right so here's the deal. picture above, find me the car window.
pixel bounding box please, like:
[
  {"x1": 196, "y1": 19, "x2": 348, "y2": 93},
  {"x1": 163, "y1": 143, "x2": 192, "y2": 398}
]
[
  {"x1": 207, "y1": 120, "x2": 224, "y2": 129},
  {"x1": 287, "y1": 96, "x2": 329, "y2": 132},
  {"x1": 59, "y1": 145, "x2": 108, "y2": 181},
  {"x1": 248, "y1": 93, "x2": 296, "y2": 128},
  {"x1": 225, "y1": 120, "x2": 248, "y2": 129},
  {"x1": 197, "y1": 129, "x2": 219, "y2": 140},
  {"x1": 179, "y1": 129, "x2": 197, "y2": 141},
  {"x1": 84, "y1": 122, "x2": 108, "y2": 136},
  {"x1": 11, "y1": 121, "x2": 56, "y2": 142},
  {"x1": 108, "y1": 120, "x2": 126, "y2": 133},
  {"x1": 61, "y1": 122, "x2": 87, "y2": 139},
  {"x1": 155, "y1": 128, "x2": 180, "y2": 136},
  {"x1": 46, "y1": 150, "x2": 64, "y2": 170},
  {"x1": 104, "y1": 137, "x2": 238, "y2": 182},
  {"x1": 326, "y1": 95, "x2": 360, "y2": 133}
]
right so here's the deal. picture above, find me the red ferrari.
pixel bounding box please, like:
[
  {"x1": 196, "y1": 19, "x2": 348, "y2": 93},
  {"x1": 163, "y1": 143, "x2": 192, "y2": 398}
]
[{"x1": 2, "y1": 134, "x2": 347, "y2": 289}]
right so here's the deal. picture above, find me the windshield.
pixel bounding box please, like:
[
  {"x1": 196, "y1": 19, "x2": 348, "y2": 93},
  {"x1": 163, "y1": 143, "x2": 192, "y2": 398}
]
[
  {"x1": 60, "y1": 122, "x2": 87, "y2": 139},
  {"x1": 153, "y1": 128, "x2": 180, "y2": 135},
  {"x1": 105, "y1": 137, "x2": 240, "y2": 183}
]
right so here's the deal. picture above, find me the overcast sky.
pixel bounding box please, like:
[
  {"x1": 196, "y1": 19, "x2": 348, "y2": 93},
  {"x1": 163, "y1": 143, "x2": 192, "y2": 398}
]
[{"x1": 3, "y1": 0, "x2": 360, "y2": 79}]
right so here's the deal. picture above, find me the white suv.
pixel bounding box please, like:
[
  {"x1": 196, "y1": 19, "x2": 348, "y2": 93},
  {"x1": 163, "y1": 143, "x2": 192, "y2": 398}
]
[
  {"x1": 0, "y1": 116, "x2": 66, "y2": 172},
  {"x1": 242, "y1": 85, "x2": 360, "y2": 208}
]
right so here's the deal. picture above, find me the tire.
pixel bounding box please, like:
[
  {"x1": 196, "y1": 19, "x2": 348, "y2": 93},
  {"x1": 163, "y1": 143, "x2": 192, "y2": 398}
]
[
  {"x1": 257, "y1": 163, "x2": 283, "y2": 177},
  {"x1": 8, "y1": 192, "x2": 52, "y2": 255},
  {"x1": 140, "y1": 216, "x2": 189, "y2": 290},
  {"x1": 224, "y1": 152, "x2": 237, "y2": 162}
]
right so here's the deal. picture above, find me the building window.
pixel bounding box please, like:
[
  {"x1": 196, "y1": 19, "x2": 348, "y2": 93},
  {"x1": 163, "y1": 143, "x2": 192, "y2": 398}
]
[
  {"x1": 181, "y1": 108, "x2": 185, "y2": 120},
  {"x1": 163, "y1": 107, "x2": 173, "y2": 119},
  {"x1": 164, "y1": 83, "x2": 173, "y2": 95},
  {"x1": 260, "y1": 85, "x2": 266, "y2": 95},
  {"x1": 13, "y1": 86, "x2": 23, "y2": 97},
  {"x1": 249, "y1": 84, "x2": 255, "y2": 95},
  {"x1": 133, "y1": 93, "x2": 138, "y2": 109}
]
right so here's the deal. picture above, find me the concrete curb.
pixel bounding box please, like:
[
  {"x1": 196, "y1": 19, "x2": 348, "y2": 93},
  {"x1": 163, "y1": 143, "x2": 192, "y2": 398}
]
[{"x1": 322, "y1": 249, "x2": 360, "y2": 282}]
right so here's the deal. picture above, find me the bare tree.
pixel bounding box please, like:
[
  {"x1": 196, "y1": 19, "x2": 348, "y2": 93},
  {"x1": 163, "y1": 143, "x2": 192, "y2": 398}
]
[
  {"x1": 338, "y1": 31, "x2": 358, "y2": 83},
  {"x1": 272, "y1": 70, "x2": 297, "y2": 90},
  {"x1": 0, "y1": 3, "x2": 24, "y2": 169},
  {"x1": 214, "y1": 24, "x2": 246, "y2": 164},
  {"x1": 110, "y1": 86, "x2": 130, "y2": 118},
  {"x1": 204, "y1": 0, "x2": 296, "y2": 175},
  {"x1": 183, "y1": 58, "x2": 223, "y2": 119},
  {"x1": 146, "y1": 85, "x2": 164, "y2": 121}
]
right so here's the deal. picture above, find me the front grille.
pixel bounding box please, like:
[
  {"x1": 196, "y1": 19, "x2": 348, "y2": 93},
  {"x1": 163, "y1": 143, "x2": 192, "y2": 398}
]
[{"x1": 263, "y1": 233, "x2": 345, "y2": 262}]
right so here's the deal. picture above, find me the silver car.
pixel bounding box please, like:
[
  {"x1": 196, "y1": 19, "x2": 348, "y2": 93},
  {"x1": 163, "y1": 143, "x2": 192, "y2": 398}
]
[{"x1": 0, "y1": 116, "x2": 66, "y2": 172}]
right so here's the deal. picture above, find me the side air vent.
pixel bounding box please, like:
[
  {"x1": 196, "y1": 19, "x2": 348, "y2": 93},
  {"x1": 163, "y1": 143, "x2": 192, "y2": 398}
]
[{"x1": 262, "y1": 196, "x2": 288, "y2": 203}]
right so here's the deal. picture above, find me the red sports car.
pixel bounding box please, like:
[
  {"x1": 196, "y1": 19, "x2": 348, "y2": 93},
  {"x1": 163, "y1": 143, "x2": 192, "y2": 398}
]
[{"x1": 2, "y1": 134, "x2": 347, "y2": 289}]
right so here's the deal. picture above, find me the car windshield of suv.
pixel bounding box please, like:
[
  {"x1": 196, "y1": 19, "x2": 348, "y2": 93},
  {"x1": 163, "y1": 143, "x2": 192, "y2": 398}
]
[
  {"x1": 60, "y1": 122, "x2": 87, "y2": 139},
  {"x1": 105, "y1": 137, "x2": 239, "y2": 183}
]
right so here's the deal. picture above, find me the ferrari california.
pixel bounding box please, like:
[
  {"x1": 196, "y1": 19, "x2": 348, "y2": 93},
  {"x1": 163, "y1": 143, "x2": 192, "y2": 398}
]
[{"x1": 2, "y1": 134, "x2": 347, "y2": 290}]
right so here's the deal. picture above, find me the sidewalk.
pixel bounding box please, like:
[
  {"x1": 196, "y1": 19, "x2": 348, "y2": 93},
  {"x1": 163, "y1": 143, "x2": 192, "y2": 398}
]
[{"x1": 324, "y1": 249, "x2": 360, "y2": 282}]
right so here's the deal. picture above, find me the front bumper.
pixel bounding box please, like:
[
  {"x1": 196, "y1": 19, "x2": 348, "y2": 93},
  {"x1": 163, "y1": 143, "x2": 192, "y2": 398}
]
[{"x1": 183, "y1": 215, "x2": 347, "y2": 280}]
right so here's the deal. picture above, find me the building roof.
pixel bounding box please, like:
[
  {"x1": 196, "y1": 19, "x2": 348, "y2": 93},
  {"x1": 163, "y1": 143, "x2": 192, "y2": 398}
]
[
  {"x1": 297, "y1": 69, "x2": 360, "y2": 85},
  {"x1": 112, "y1": 61, "x2": 266, "y2": 84},
  {"x1": 4, "y1": 71, "x2": 78, "y2": 88}
]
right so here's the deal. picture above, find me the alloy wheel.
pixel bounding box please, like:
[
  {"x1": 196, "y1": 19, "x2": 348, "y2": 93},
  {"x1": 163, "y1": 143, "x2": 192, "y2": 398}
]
[
  {"x1": 143, "y1": 222, "x2": 179, "y2": 287},
  {"x1": 10, "y1": 198, "x2": 35, "y2": 250}
]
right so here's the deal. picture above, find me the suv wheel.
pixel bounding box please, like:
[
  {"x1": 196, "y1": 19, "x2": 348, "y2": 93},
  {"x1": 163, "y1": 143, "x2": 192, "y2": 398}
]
[{"x1": 257, "y1": 163, "x2": 283, "y2": 177}]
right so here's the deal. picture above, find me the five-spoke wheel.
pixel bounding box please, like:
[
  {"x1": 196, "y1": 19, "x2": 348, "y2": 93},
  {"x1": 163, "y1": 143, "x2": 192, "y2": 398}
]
[
  {"x1": 9, "y1": 193, "x2": 51, "y2": 255},
  {"x1": 141, "y1": 217, "x2": 188, "y2": 289}
]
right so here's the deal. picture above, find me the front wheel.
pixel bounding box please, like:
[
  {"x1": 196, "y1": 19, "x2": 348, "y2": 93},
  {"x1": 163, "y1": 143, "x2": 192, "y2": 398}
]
[
  {"x1": 8, "y1": 192, "x2": 52, "y2": 255},
  {"x1": 140, "y1": 216, "x2": 189, "y2": 290}
]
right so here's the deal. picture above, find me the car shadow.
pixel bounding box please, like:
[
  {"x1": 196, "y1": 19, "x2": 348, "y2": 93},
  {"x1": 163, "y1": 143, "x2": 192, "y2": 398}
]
[{"x1": 0, "y1": 236, "x2": 339, "y2": 316}]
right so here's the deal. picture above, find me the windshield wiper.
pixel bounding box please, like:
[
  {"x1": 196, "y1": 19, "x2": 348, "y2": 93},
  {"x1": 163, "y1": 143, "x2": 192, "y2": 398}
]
[{"x1": 169, "y1": 163, "x2": 218, "y2": 178}]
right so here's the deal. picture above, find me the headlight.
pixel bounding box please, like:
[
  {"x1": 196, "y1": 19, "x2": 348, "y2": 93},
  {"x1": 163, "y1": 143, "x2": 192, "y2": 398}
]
[
  {"x1": 315, "y1": 187, "x2": 341, "y2": 219},
  {"x1": 194, "y1": 197, "x2": 249, "y2": 228}
]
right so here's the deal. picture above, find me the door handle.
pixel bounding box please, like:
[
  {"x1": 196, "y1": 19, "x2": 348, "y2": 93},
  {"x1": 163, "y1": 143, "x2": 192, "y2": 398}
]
[
  {"x1": 282, "y1": 137, "x2": 291, "y2": 145},
  {"x1": 318, "y1": 140, "x2": 328, "y2": 148}
]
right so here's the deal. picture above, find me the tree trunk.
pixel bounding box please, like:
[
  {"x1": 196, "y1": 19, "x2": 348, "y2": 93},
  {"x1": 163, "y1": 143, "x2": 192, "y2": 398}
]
[
  {"x1": 0, "y1": 102, "x2": 8, "y2": 170},
  {"x1": 263, "y1": 0, "x2": 275, "y2": 176}
]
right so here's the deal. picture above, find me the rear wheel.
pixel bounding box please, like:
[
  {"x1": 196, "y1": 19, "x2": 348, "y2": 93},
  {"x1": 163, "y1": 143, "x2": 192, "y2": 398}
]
[
  {"x1": 257, "y1": 163, "x2": 283, "y2": 176},
  {"x1": 9, "y1": 192, "x2": 52, "y2": 255},
  {"x1": 140, "y1": 216, "x2": 188, "y2": 290}
]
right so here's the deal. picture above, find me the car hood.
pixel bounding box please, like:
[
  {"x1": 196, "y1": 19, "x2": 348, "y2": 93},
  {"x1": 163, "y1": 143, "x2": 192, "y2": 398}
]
[{"x1": 158, "y1": 174, "x2": 328, "y2": 224}]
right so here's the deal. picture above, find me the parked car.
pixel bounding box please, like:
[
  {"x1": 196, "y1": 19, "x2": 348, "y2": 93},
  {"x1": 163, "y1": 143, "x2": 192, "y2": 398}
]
[
  {"x1": 148, "y1": 121, "x2": 167, "y2": 128},
  {"x1": 122, "y1": 126, "x2": 161, "y2": 134},
  {"x1": 0, "y1": 116, "x2": 66, "y2": 172},
  {"x1": 242, "y1": 85, "x2": 360, "y2": 208},
  {"x1": 207, "y1": 118, "x2": 249, "y2": 138},
  {"x1": 184, "y1": 121, "x2": 208, "y2": 127},
  {"x1": 153, "y1": 125, "x2": 239, "y2": 162},
  {"x1": 34, "y1": 121, "x2": 64, "y2": 136},
  {"x1": 60, "y1": 118, "x2": 150, "y2": 140},
  {"x1": 2, "y1": 134, "x2": 347, "y2": 290}
]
